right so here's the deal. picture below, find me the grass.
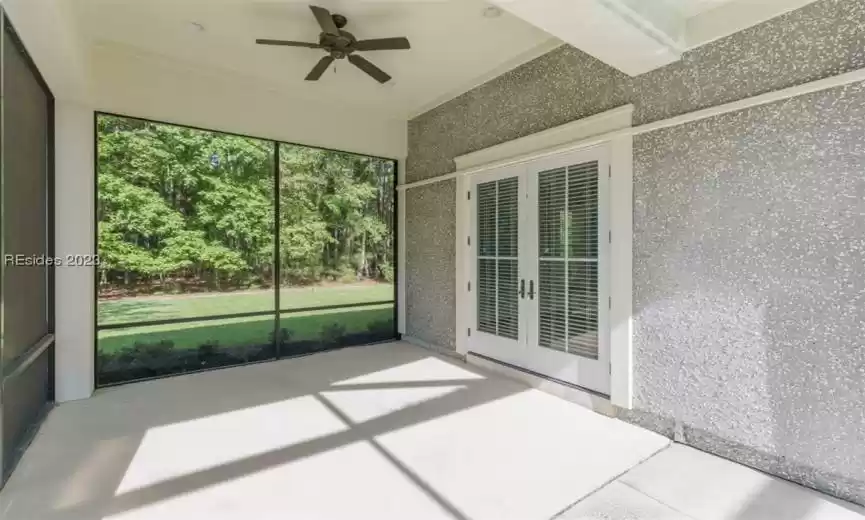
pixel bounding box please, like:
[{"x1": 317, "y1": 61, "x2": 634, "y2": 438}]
[
  {"x1": 98, "y1": 305, "x2": 394, "y2": 354},
  {"x1": 98, "y1": 283, "x2": 394, "y2": 324},
  {"x1": 97, "y1": 283, "x2": 395, "y2": 355}
]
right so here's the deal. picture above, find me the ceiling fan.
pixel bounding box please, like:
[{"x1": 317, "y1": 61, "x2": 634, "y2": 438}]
[{"x1": 256, "y1": 5, "x2": 411, "y2": 84}]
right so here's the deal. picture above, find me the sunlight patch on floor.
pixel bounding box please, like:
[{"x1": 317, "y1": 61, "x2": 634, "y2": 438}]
[
  {"x1": 114, "y1": 396, "x2": 348, "y2": 495},
  {"x1": 376, "y1": 389, "x2": 669, "y2": 520},
  {"x1": 331, "y1": 357, "x2": 487, "y2": 386},
  {"x1": 106, "y1": 440, "x2": 452, "y2": 520}
]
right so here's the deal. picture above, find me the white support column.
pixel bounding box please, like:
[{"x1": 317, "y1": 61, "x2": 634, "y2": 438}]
[
  {"x1": 609, "y1": 134, "x2": 634, "y2": 409},
  {"x1": 454, "y1": 174, "x2": 470, "y2": 356},
  {"x1": 55, "y1": 102, "x2": 95, "y2": 402}
]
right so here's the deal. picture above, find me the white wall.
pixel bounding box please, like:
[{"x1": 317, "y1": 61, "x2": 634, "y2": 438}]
[{"x1": 55, "y1": 101, "x2": 96, "y2": 402}]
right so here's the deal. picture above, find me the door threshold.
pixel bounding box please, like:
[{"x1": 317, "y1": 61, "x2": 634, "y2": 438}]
[{"x1": 466, "y1": 351, "x2": 617, "y2": 417}]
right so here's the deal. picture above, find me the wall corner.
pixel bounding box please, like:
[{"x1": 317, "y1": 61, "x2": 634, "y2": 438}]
[{"x1": 54, "y1": 101, "x2": 95, "y2": 402}]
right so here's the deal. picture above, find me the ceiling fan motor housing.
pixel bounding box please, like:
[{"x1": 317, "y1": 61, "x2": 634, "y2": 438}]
[{"x1": 320, "y1": 29, "x2": 356, "y2": 59}]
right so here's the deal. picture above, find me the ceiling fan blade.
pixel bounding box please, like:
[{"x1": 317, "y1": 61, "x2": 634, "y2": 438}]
[
  {"x1": 305, "y1": 56, "x2": 335, "y2": 81},
  {"x1": 256, "y1": 39, "x2": 322, "y2": 48},
  {"x1": 310, "y1": 5, "x2": 339, "y2": 35},
  {"x1": 354, "y1": 37, "x2": 411, "y2": 51},
  {"x1": 348, "y1": 54, "x2": 391, "y2": 84}
]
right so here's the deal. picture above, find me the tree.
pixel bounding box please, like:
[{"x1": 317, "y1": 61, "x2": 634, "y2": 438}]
[{"x1": 96, "y1": 115, "x2": 395, "y2": 295}]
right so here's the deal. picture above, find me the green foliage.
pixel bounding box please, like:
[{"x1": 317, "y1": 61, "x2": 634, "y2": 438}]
[
  {"x1": 115, "y1": 340, "x2": 176, "y2": 367},
  {"x1": 97, "y1": 115, "x2": 395, "y2": 293},
  {"x1": 320, "y1": 323, "x2": 347, "y2": 346},
  {"x1": 268, "y1": 327, "x2": 294, "y2": 348},
  {"x1": 197, "y1": 342, "x2": 219, "y2": 360},
  {"x1": 366, "y1": 319, "x2": 394, "y2": 337},
  {"x1": 379, "y1": 262, "x2": 395, "y2": 283}
]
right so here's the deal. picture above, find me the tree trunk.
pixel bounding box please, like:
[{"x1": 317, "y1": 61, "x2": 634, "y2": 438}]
[{"x1": 360, "y1": 233, "x2": 367, "y2": 278}]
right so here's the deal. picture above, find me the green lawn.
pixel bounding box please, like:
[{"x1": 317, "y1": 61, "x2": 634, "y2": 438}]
[
  {"x1": 99, "y1": 283, "x2": 394, "y2": 324},
  {"x1": 97, "y1": 283, "x2": 395, "y2": 355},
  {"x1": 98, "y1": 305, "x2": 394, "y2": 354}
]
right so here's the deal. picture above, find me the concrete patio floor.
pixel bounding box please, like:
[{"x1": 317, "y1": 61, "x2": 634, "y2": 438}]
[{"x1": 1, "y1": 342, "x2": 862, "y2": 520}]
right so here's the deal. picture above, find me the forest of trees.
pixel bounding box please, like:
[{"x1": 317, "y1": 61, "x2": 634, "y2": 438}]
[{"x1": 97, "y1": 115, "x2": 395, "y2": 296}]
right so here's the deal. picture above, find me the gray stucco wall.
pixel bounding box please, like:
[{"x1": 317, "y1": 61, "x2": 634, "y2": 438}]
[
  {"x1": 405, "y1": 179, "x2": 456, "y2": 349},
  {"x1": 403, "y1": 0, "x2": 865, "y2": 506},
  {"x1": 628, "y1": 82, "x2": 865, "y2": 505}
]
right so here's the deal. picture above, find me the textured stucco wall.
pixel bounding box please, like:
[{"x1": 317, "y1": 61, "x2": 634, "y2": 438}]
[
  {"x1": 629, "y1": 82, "x2": 865, "y2": 505},
  {"x1": 403, "y1": 0, "x2": 865, "y2": 505},
  {"x1": 405, "y1": 180, "x2": 456, "y2": 349}
]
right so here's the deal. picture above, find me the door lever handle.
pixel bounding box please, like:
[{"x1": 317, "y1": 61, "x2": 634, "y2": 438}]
[
  {"x1": 528, "y1": 280, "x2": 535, "y2": 300},
  {"x1": 519, "y1": 279, "x2": 526, "y2": 299}
]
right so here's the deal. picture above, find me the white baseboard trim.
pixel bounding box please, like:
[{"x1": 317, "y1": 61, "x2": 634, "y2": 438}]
[
  {"x1": 466, "y1": 352, "x2": 617, "y2": 418},
  {"x1": 401, "y1": 335, "x2": 466, "y2": 362}
]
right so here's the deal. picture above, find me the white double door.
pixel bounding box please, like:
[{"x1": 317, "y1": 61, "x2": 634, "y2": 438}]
[{"x1": 468, "y1": 147, "x2": 611, "y2": 395}]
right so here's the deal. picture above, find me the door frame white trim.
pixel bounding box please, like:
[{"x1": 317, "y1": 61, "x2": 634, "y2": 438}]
[
  {"x1": 454, "y1": 105, "x2": 634, "y2": 171},
  {"x1": 454, "y1": 105, "x2": 634, "y2": 408}
]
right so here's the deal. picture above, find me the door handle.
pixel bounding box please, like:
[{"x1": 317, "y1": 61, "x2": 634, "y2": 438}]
[
  {"x1": 528, "y1": 280, "x2": 535, "y2": 300},
  {"x1": 519, "y1": 279, "x2": 525, "y2": 299}
]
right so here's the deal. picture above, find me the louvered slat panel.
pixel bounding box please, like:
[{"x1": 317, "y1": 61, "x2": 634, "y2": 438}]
[
  {"x1": 568, "y1": 260, "x2": 598, "y2": 359},
  {"x1": 478, "y1": 259, "x2": 497, "y2": 335},
  {"x1": 569, "y1": 162, "x2": 599, "y2": 260},
  {"x1": 498, "y1": 259, "x2": 519, "y2": 339},
  {"x1": 497, "y1": 178, "x2": 519, "y2": 339},
  {"x1": 538, "y1": 167, "x2": 566, "y2": 258},
  {"x1": 476, "y1": 177, "x2": 519, "y2": 340},
  {"x1": 497, "y1": 177, "x2": 519, "y2": 257},
  {"x1": 537, "y1": 161, "x2": 600, "y2": 359},
  {"x1": 538, "y1": 261, "x2": 567, "y2": 352},
  {"x1": 478, "y1": 181, "x2": 497, "y2": 257},
  {"x1": 477, "y1": 179, "x2": 498, "y2": 335}
]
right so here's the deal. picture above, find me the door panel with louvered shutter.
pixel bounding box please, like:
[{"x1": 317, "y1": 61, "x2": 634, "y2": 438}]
[
  {"x1": 473, "y1": 171, "x2": 523, "y2": 349},
  {"x1": 468, "y1": 149, "x2": 609, "y2": 395},
  {"x1": 536, "y1": 162, "x2": 600, "y2": 359},
  {"x1": 527, "y1": 151, "x2": 610, "y2": 395}
]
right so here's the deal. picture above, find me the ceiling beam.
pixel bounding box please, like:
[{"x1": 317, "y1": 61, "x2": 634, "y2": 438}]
[
  {"x1": 489, "y1": 0, "x2": 685, "y2": 76},
  {"x1": 488, "y1": 0, "x2": 821, "y2": 76},
  {"x1": 685, "y1": 0, "x2": 820, "y2": 49}
]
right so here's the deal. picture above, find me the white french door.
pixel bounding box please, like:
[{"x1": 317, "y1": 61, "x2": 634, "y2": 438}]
[
  {"x1": 468, "y1": 147, "x2": 611, "y2": 395},
  {"x1": 468, "y1": 164, "x2": 527, "y2": 368}
]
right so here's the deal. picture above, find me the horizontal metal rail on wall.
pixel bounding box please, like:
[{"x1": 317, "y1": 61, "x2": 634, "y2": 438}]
[{"x1": 96, "y1": 300, "x2": 396, "y2": 331}]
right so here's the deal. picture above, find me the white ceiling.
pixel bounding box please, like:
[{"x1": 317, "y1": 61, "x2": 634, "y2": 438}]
[{"x1": 69, "y1": 0, "x2": 559, "y2": 119}]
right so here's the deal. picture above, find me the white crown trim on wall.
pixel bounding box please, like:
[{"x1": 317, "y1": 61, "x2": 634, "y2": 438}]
[{"x1": 453, "y1": 105, "x2": 634, "y2": 172}]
